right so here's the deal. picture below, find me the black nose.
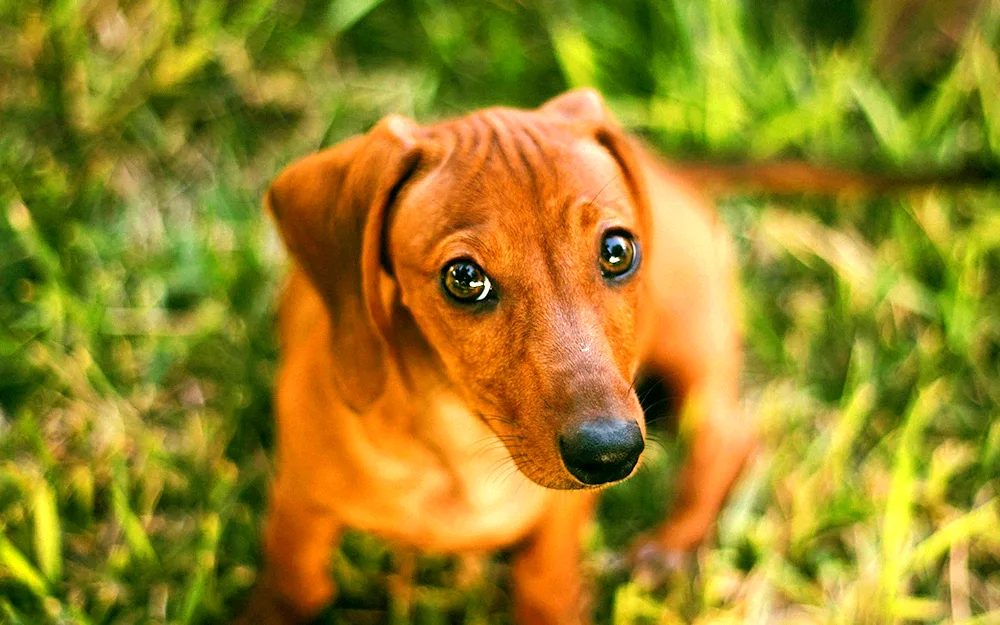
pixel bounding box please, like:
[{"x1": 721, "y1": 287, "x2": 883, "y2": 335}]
[{"x1": 558, "y1": 418, "x2": 644, "y2": 485}]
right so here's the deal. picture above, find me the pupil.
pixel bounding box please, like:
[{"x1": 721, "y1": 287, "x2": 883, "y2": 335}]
[
  {"x1": 605, "y1": 237, "x2": 626, "y2": 264},
  {"x1": 456, "y1": 264, "x2": 477, "y2": 286}
]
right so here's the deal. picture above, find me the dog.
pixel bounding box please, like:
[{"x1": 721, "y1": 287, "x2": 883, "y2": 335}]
[{"x1": 237, "y1": 88, "x2": 904, "y2": 623}]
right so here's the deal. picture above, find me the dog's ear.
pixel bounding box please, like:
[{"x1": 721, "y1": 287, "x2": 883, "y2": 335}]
[
  {"x1": 266, "y1": 116, "x2": 422, "y2": 413},
  {"x1": 541, "y1": 88, "x2": 608, "y2": 123}
]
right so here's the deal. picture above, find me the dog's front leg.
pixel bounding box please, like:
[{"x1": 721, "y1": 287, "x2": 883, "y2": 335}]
[
  {"x1": 511, "y1": 492, "x2": 597, "y2": 625},
  {"x1": 633, "y1": 370, "x2": 755, "y2": 581},
  {"x1": 236, "y1": 484, "x2": 341, "y2": 624},
  {"x1": 654, "y1": 381, "x2": 754, "y2": 552}
]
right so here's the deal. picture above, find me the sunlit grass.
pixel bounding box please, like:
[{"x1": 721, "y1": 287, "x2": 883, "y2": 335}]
[{"x1": 1, "y1": 0, "x2": 998, "y2": 623}]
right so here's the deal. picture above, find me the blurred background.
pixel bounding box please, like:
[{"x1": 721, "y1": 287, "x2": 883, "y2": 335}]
[{"x1": 1, "y1": 0, "x2": 999, "y2": 623}]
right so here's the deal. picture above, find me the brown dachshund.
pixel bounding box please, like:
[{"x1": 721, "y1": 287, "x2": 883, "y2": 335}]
[{"x1": 235, "y1": 88, "x2": 757, "y2": 623}]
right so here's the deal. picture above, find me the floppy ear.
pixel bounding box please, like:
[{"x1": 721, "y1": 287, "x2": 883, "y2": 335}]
[
  {"x1": 266, "y1": 115, "x2": 422, "y2": 413},
  {"x1": 541, "y1": 89, "x2": 651, "y2": 233}
]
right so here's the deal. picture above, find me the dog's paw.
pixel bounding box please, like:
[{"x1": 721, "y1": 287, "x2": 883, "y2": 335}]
[{"x1": 627, "y1": 538, "x2": 696, "y2": 590}]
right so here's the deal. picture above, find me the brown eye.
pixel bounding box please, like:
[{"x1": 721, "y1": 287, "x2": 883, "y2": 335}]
[
  {"x1": 600, "y1": 230, "x2": 638, "y2": 279},
  {"x1": 442, "y1": 260, "x2": 494, "y2": 303}
]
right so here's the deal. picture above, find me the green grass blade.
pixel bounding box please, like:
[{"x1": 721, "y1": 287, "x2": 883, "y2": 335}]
[
  {"x1": 179, "y1": 513, "x2": 221, "y2": 625},
  {"x1": 971, "y1": 36, "x2": 1000, "y2": 154},
  {"x1": 879, "y1": 380, "x2": 949, "y2": 620},
  {"x1": 852, "y1": 78, "x2": 914, "y2": 163},
  {"x1": 0, "y1": 534, "x2": 49, "y2": 599},
  {"x1": 906, "y1": 499, "x2": 999, "y2": 572},
  {"x1": 31, "y1": 476, "x2": 62, "y2": 583},
  {"x1": 111, "y1": 462, "x2": 157, "y2": 565},
  {"x1": 1, "y1": 600, "x2": 29, "y2": 625}
]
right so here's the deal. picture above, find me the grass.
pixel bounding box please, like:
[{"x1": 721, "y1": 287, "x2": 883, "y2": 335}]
[{"x1": 1, "y1": 0, "x2": 999, "y2": 623}]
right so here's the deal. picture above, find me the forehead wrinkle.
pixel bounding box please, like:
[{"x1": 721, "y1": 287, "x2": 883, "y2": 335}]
[
  {"x1": 441, "y1": 115, "x2": 495, "y2": 188},
  {"x1": 434, "y1": 117, "x2": 526, "y2": 201},
  {"x1": 493, "y1": 110, "x2": 550, "y2": 197},
  {"x1": 416, "y1": 126, "x2": 455, "y2": 169},
  {"x1": 423, "y1": 111, "x2": 589, "y2": 224},
  {"x1": 481, "y1": 111, "x2": 520, "y2": 177},
  {"x1": 519, "y1": 119, "x2": 564, "y2": 190}
]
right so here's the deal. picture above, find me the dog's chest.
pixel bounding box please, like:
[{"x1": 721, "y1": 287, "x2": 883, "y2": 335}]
[{"x1": 341, "y1": 398, "x2": 551, "y2": 552}]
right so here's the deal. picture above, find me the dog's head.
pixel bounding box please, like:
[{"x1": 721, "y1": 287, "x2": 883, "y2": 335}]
[{"x1": 268, "y1": 89, "x2": 652, "y2": 489}]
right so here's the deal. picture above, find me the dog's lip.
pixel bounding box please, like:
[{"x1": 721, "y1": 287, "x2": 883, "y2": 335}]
[
  {"x1": 541, "y1": 471, "x2": 637, "y2": 491},
  {"x1": 564, "y1": 463, "x2": 641, "y2": 490}
]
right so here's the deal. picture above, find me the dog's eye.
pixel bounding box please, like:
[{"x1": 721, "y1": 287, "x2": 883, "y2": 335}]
[
  {"x1": 600, "y1": 230, "x2": 638, "y2": 279},
  {"x1": 442, "y1": 260, "x2": 493, "y2": 303}
]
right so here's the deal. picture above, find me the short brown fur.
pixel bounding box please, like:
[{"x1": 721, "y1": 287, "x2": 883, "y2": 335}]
[{"x1": 237, "y1": 90, "x2": 754, "y2": 624}]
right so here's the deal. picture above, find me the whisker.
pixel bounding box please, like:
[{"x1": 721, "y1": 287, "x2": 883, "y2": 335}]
[
  {"x1": 622, "y1": 375, "x2": 639, "y2": 402},
  {"x1": 586, "y1": 175, "x2": 620, "y2": 210},
  {"x1": 596, "y1": 193, "x2": 629, "y2": 207},
  {"x1": 497, "y1": 462, "x2": 524, "y2": 487},
  {"x1": 644, "y1": 435, "x2": 669, "y2": 455},
  {"x1": 637, "y1": 381, "x2": 661, "y2": 406},
  {"x1": 644, "y1": 413, "x2": 669, "y2": 426},
  {"x1": 487, "y1": 456, "x2": 517, "y2": 484},
  {"x1": 467, "y1": 430, "x2": 526, "y2": 459},
  {"x1": 639, "y1": 397, "x2": 676, "y2": 418},
  {"x1": 478, "y1": 412, "x2": 517, "y2": 427},
  {"x1": 469, "y1": 438, "x2": 511, "y2": 458},
  {"x1": 472, "y1": 442, "x2": 518, "y2": 461},
  {"x1": 636, "y1": 456, "x2": 655, "y2": 479}
]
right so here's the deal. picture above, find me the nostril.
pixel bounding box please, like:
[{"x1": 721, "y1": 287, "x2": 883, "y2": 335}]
[{"x1": 558, "y1": 418, "x2": 644, "y2": 485}]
